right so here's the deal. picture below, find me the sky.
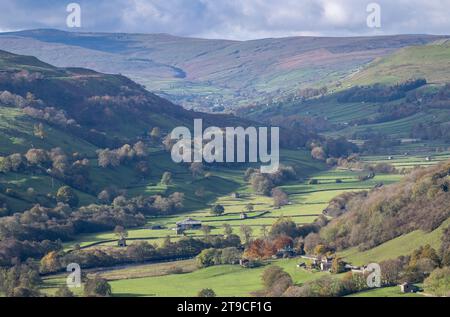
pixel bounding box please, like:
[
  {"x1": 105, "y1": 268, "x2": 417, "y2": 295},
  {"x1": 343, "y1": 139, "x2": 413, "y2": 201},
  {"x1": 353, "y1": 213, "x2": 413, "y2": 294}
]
[{"x1": 0, "y1": 0, "x2": 449, "y2": 40}]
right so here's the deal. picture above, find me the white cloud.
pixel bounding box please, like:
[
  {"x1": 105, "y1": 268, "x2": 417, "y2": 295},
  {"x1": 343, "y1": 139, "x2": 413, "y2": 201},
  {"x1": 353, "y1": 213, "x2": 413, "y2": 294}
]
[{"x1": 0, "y1": 0, "x2": 449, "y2": 39}]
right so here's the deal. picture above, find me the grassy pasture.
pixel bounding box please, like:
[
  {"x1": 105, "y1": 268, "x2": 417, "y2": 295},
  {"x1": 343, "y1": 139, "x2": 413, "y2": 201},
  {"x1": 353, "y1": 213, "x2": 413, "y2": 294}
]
[{"x1": 339, "y1": 218, "x2": 450, "y2": 266}]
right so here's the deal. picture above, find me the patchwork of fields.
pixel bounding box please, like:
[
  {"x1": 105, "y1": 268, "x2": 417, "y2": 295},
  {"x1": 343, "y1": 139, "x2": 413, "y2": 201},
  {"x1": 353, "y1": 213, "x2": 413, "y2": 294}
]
[{"x1": 45, "y1": 151, "x2": 449, "y2": 297}]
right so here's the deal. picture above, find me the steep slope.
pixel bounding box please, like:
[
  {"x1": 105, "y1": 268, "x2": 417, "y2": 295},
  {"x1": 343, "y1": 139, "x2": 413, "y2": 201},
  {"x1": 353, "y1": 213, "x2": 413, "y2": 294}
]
[
  {"x1": 320, "y1": 161, "x2": 450, "y2": 252},
  {"x1": 0, "y1": 50, "x2": 247, "y2": 213},
  {"x1": 0, "y1": 29, "x2": 446, "y2": 111}
]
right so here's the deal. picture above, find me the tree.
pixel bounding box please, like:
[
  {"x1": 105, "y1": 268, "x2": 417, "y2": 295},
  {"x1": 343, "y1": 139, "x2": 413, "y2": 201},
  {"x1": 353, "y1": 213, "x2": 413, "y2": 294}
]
[
  {"x1": 270, "y1": 217, "x2": 298, "y2": 238},
  {"x1": 114, "y1": 225, "x2": 128, "y2": 240},
  {"x1": 311, "y1": 147, "x2": 326, "y2": 161},
  {"x1": 262, "y1": 266, "x2": 293, "y2": 290},
  {"x1": 160, "y1": 171, "x2": 172, "y2": 185},
  {"x1": 33, "y1": 123, "x2": 46, "y2": 139},
  {"x1": 260, "y1": 225, "x2": 268, "y2": 238},
  {"x1": 223, "y1": 223, "x2": 233, "y2": 237},
  {"x1": 25, "y1": 148, "x2": 49, "y2": 166},
  {"x1": 240, "y1": 225, "x2": 253, "y2": 245},
  {"x1": 314, "y1": 244, "x2": 328, "y2": 256},
  {"x1": 56, "y1": 186, "x2": 79, "y2": 207},
  {"x1": 211, "y1": 204, "x2": 225, "y2": 216},
  {"x1": 135, "y1": 161, "x2": 151, "y2": 177},
  {"x1": 304, "y1": 233, "x2": 322, "y2": 255},
  {"x1": 424, "y1": 267, "x2": 450, "y2": 297},
  {"x1": 273, "y1": 235, "x2": 293, "y2": 250},
  {"x1": 133, "y1": 141, "x2": 148, "y2": 157},
  {"x1": 84, "y1": 276, "x2": 112, "y2": 297},
  {"x1": 198, "y1": 288, "x2": 216, "y2": 297},
  {"x1": 331, "y1": 257, "x2": 346, "y2": 274},
  {"x1": 0, "y1": 156, "x2": 12, "y2": 173},
  {"x1": 250, "y1": 173, "x2": 273, "y2": 196},
  {"x1": 97, "y1": 149, "x2": 119, "y2": 168},
  {"x1": 380, "y1": 259, "x2": 403, "y2": 286},
  {"x1": 244, "y1": 203, "x2": 254, "y2": 212},
  {"x1": 190, "y1": 162, "x2": 204, "y2": 178},
  {"x1": 196, "y1": 248, "x2": 220, "y2": 267},
  {"x1": 272, "y1": 188, "x2": 289, "y2": 208},
  {"x1": 40, "y1": 251, "x2": 61, "y2": 274},
  {"x1": 201, "y1": 225, "x2": 212, "y2": 240},
  {"x1": 150, "y1": 127, "x2": 161, "y2": 142}
]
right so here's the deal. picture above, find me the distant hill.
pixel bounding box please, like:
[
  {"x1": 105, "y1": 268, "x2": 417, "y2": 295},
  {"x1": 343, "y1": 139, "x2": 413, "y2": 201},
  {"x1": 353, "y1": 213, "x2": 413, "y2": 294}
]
[
  {"x1": 343, "y1": 40, "x2": 450, "y2": 87},
  {"x1": 0, "y1": 49, "x2": 249, "y2": 143},
  {"x1": 0, "y1": 29, "x2": 447, "y2": 111}
]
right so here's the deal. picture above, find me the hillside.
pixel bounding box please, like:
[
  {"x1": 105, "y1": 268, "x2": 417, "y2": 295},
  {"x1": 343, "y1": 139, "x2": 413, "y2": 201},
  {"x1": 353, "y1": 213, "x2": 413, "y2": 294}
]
[
  {"x1": 0, "y1": 50, "x2": 250, "y2": 140},
  {"x1": 319, "y1": 161, "x2": 450, "y2": 252},
  {"x1": 241, "y1": 77, "x2": 450, "y2": 152},
  {"x1": 0, "y1": 50, "x2": 245, "y2": 212},
  {"x1": 343, "y1": 40, "x2": 450, "y2": 87},
  {"x1": 0, "y1": 29, "x2": 446, "y2": 111}
]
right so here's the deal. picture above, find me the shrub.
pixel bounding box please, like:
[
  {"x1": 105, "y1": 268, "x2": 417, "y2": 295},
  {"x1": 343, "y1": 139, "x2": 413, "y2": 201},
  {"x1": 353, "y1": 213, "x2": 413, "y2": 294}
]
[
  {"x1": 83, "y1": 276, "x2": 112, "y2": 297},
  {"x1": 424, "y1": 267, "x2": 450, "y2": 297},
  {"x1": 198, "y1": 288, "x2": 216, "y2": 297},
  {"x1": 211, "y1": 204, "x2": 225, "y2": 216}
]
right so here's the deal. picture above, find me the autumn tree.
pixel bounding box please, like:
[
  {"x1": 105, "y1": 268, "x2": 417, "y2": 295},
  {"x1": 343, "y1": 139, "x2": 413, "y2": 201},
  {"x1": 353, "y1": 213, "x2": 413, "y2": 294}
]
[
  {"x1": 56, "y1": 186, "x2": 79, "y2": 207},
  {"x1": 311, "y1": 146, "x2": 326, "y2": 161},
  {"x1": 25, "y1": 148, "x2": 49, "y2": 166},
  {"x1": 40, "y1": 251, "x2": 61, "y2": 274},
  {"x1": 331, "y1": 257, "x2": 346, "y2": 274},
  {"x1": 97, "y1": 149, "x2": 119, "y2": 168},
  {"x1": 272, "y1": 188, "x2": 289, "y2": 208}
]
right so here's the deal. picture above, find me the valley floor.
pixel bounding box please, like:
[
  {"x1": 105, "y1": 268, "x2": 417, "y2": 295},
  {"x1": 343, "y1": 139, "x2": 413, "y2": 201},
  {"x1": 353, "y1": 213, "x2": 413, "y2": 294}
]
[{"x1": 41, "y1": 151, "x2": 449, "y2": 297}]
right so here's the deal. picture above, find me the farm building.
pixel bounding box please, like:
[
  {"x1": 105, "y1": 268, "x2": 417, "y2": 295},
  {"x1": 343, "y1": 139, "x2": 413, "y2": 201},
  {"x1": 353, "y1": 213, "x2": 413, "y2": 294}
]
[
  {"x1": 117, "y1": 238, "x2": 127, "y2": 247},
  {"x1": 320, "y1": 259, "x2": 333, "y2": 272},
  {"x1": 301, "y1": 255, "x2": 334, "y2": 271},
  {"x1": 176, "y1": 218, "x2": 202, "y2": 231},
  {"x1": 240, "y1": 212, "x2": 248, "y2": 219},
  {"x1": 400, "y1": 283, "x2": 419, "y2": 293},
  {"x1": 276, "y1": 246, "x2": 296, "y2": 258},
  {"x1": 231, "y1": 192, "x2": 241, "y2": 198}
]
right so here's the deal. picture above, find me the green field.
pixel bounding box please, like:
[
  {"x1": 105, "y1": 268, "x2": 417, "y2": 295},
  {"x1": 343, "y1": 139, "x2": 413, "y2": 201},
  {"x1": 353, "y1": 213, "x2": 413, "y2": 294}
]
[
  {"x1": 346, "y1": 286, "x2": 423, "y2": 297},
  {"x1": 339, "y1": 218, "x2": 450, "y2": 266},
  {"x1": 67, "y1": 161, "x2": 397, "y2": 251},
  {"x1": 344, "y1": 41, "x2": 450, "y2": 87},
  {"x1": 42, "y1": 258, "x2": 326, "y2": 297}
]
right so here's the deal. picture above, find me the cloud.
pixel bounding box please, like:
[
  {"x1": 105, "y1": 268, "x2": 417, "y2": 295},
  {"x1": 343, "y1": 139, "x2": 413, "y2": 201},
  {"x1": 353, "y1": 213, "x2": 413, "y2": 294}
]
[{"x1": 0, "y1": 0, "x2": 449, "y2": 39}]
